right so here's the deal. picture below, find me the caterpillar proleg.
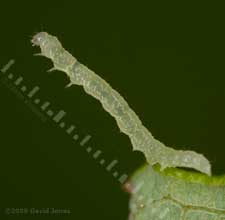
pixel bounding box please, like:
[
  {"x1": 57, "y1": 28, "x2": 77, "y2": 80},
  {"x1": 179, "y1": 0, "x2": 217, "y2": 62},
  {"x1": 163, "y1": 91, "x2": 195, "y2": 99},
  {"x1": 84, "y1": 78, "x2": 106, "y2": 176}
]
[{"x1": 31, "y1": 32, "x2": 211, "y2": 176}]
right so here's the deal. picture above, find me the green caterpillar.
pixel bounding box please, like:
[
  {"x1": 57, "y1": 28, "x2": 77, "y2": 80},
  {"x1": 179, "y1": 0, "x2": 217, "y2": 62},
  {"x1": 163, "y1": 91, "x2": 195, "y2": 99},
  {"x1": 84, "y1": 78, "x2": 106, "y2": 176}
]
[{"x1": 31, "y1": 32, "x2": 225, "y2": 220}]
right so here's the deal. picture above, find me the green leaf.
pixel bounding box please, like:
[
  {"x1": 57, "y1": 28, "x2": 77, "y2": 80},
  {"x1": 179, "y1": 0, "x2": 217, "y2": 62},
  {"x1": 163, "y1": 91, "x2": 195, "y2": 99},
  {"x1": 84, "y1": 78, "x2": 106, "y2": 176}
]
[{"x1": 127, "y1": 165, "x2": 225, "y2": 220}]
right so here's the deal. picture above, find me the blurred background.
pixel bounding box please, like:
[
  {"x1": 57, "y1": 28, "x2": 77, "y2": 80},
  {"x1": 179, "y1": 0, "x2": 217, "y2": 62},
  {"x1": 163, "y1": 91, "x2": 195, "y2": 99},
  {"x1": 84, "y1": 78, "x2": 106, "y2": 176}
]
[{"x1": 0, "y1": 0, "x2": 224, "y2": 219}]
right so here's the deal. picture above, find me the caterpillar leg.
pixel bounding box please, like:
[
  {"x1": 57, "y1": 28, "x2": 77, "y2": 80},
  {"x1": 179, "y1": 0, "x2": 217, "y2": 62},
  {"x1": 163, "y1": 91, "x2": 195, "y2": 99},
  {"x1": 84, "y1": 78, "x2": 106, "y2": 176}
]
[
  {"x1": 65, "y1": 82, "x2": 73, "y2": 88},
  {"x1": 47, "y1": 67, "x2": 58, "y2": 72},
  {"x1": 33, "y1": 53, "x2": 44, "y2": 56}
]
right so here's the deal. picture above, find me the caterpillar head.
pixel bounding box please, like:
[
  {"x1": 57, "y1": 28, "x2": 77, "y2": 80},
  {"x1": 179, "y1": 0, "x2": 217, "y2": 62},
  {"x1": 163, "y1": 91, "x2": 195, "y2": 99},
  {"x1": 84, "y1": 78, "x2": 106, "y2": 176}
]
[
  {"x1": 31, "y1": 32, "x2": 63, "y2": 59},
  {"x1": 31, "y1": 32, "x2": 48, "y2": 47}
]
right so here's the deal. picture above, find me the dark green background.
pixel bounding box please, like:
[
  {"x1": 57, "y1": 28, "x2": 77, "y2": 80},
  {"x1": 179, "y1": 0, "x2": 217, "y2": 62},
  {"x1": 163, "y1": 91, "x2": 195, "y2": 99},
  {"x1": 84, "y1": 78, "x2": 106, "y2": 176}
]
[{"x1": 0, "y1": 1, "x2": 224, "y2": 219}]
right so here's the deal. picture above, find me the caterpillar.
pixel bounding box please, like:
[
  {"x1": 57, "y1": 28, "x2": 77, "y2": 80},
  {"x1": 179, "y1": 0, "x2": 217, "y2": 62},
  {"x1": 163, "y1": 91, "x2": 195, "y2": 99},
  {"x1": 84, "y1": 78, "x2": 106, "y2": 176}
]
[{"x1": 31, "y1": 32, "x2": 211, "y2": 176}]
